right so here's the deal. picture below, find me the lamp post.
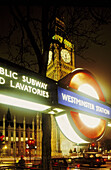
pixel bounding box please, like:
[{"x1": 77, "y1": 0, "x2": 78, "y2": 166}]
[{"x1": 27, "y1": 139, "x2": 35, "y2": 162}]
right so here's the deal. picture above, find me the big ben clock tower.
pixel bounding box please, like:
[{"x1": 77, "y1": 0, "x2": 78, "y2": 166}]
[
  {"x1": 46, "y1": 18, "x2": 75, "y2": 156},
  {"x1": 46, "y1": 17, "x2": 75, "y2": 81}
]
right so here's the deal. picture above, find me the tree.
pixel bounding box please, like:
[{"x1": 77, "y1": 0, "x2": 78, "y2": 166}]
[
  {"x1": 64, "y1": 7, "x2": 111, "y2": 61},
  {"x1": 0, "y1": 6, "x2": 111, "y2": 70},
  {"x1": 0, "y1": 4, "x2": 111, "y2": 170}
]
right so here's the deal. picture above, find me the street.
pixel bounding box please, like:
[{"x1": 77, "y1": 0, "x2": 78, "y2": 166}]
[
  {"x1": 75, "y1": 161, "x2": 111, "y2": 170},
  {"x1": 0, "y1": 161, "x2": 111, "y2": 170}
]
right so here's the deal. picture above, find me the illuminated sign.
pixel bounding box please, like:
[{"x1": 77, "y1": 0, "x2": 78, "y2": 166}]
[
  {"x1": 0, "y1": 67, "x2": 49, "y2": 98},
  {"x1": 0, "y1": 58, "x2": 56, "y2": 108},
  {"x1": 57, "y1": 69, "x2": 110, "y2": 142},
  {"x1": 58, "y1": 87, "x2": 111, "y2": 119}
]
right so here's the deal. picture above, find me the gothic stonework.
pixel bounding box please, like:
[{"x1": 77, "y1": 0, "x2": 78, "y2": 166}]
[{"x1": 46, "y1": 18, "x2": 75, "y2": 156}]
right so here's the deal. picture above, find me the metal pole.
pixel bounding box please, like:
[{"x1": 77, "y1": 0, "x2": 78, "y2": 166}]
[{"x1": 29, "y1": 147, "x2": 31, "y2": 162}]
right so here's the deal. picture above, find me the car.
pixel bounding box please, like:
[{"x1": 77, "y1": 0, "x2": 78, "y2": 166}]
[
  {"x1": 73, "y1": 152, "x2": 106, "y2": 167},
  {"x1": 51, "y1": 157, "x2": 81, "y2": 170},
  {"x1": 29, "y1": 157, "x2": 81, "y2": 170},
  {"x1": 52, "y1": 157, "x2": 68, "y2": 169},
  {"x1": 28, "y1": 158, "x2": 68, "y2": 170}
]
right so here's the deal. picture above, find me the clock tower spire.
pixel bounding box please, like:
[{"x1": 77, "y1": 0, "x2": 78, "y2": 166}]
[{"x1": 46, "y1": 17, "x2": 75, "y2": 81}]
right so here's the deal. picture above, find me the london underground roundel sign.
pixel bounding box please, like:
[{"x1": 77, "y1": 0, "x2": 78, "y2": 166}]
[{"x1": 56, "y1": 68, "x2": 107, "y2": 143}]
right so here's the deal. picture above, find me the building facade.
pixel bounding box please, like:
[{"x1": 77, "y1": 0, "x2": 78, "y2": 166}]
[{"x1": 0, "y1": 109, "x2": 42, "y2": 157}]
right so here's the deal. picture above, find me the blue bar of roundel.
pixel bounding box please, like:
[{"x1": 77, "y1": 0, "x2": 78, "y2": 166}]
[{"x1": 58, "y1": 87, "x2": 111, "y2": 119}]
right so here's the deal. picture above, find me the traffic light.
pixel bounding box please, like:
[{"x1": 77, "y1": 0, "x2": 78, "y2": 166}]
[
  {"x1": 0, "y1": 135, "x2": 5, "y2": 149},
  {"x1": 26, "y1": 148, "x2": 29, "y2": 153},
  {"x1": 27, "y1": 139, "x2": 35, "y2": 149},
  {"x1": 28, "y1": 139, "x2": 32, "y2": 146},
  {"x1": 88, "y1": 142, "x2": 98, "y2": 152},
  {"x1": 91, "y1": 143, "x2": 95, "y2": 147},
  {"x1": 0, "y1": 135, "x2": 4, "y2": 141}
]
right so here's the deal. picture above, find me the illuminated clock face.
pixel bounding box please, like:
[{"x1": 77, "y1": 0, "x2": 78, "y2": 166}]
[
  {"x1": 61, "y1": 49, "x2": 71, "y2": 63},
  {"x1": 48, "y1": 51, "x2": 52, "y2": 65}
]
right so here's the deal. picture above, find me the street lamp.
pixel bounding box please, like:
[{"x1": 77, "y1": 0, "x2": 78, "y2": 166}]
[
  {"x1": 108, "y1": 122, "x2": 111, "y2": 127},
  {"x1": 3, "y1": 145, "x2": 7, "y2": 149},
  {"x1": 2, "y1": 145, "x2": 7, "y2": 157}
]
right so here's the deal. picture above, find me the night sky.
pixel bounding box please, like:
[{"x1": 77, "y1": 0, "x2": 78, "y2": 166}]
[{"x1": 76, "y1": 23, "x2": 111, "y2": 105}]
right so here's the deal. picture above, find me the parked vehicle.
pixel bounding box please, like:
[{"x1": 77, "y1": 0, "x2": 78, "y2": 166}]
[
  {"x1": 27, "y1": 157, "x2": 81, "y2": 169},
  {"x1": 51, "y1": 157, "x2": 68, "y2": 169},
  {"x1": 73, "y1": 152, "x2": 106, "y2": 167},
  {"x1": 52, "y1": 157, "x2": 80, "y2": 169}
]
